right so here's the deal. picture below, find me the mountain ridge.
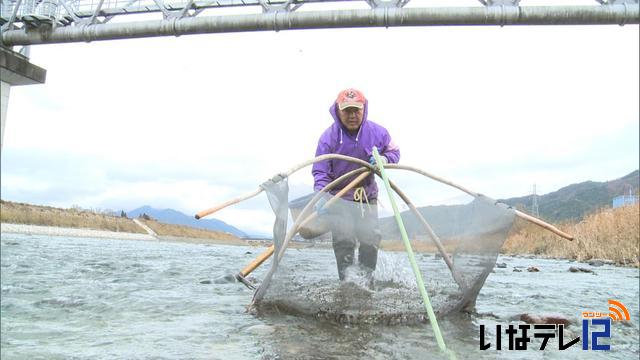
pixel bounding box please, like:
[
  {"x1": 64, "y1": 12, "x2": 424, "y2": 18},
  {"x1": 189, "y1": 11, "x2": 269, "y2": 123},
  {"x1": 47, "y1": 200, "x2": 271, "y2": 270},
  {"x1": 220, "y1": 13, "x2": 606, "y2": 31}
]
[
  {"x1": 499, "y1": 169, "x2": 638, "y2": 222},
  {"x1": 127, "y1": 206, "x2": 248, "y2": 238},
  {"x1": 125, "y1": 170, "x2": 638, "y2": 239},
  {"x1": 379, "y1": 169, "x2": 638, "y2": 239}
]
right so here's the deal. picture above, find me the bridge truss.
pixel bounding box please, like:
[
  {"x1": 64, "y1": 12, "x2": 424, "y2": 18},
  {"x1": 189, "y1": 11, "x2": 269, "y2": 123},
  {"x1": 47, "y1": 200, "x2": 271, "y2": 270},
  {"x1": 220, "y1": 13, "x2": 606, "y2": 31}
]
[{"x1": 0, "y1": 0, "x2": 638, "y2": 45}]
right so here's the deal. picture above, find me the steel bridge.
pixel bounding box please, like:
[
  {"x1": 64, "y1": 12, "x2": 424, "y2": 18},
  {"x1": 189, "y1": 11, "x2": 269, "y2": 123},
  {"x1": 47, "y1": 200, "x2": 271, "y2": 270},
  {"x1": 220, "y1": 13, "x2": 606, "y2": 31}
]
[{"x1": 0, "y1": 0, "x2": 638, "y2": 46}]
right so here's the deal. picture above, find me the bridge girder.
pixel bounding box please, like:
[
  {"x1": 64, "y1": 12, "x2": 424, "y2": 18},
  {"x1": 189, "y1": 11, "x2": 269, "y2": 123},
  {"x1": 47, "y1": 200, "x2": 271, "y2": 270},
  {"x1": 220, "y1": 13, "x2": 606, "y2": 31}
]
[{"x1": 1, "y1": 0, "x2": 638, "y2": 45}]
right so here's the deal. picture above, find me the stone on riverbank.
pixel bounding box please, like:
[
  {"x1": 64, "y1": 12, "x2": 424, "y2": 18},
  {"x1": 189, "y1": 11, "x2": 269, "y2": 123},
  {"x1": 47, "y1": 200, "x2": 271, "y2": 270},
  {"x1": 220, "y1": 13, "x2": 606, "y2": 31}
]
[{"x1": 519, "y1": 313, "x2": 571, "y2": 326}]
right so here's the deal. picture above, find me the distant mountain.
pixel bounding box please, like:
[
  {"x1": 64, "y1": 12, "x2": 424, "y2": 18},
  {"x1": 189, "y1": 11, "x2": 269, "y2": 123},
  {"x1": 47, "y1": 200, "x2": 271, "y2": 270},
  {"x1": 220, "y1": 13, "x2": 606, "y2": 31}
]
[
  {"x1": 127, "y1": 206, "x2": 247, "y2": 238},
  {"x1": 499, "y1": 170, "x2": 638, "y2": 222},
  {"x1": 379, "y1": 202, "x2": 476, "y2": 241},
  {"x1": 379, "y1": 170, "x2": 639, "y2": 238}
]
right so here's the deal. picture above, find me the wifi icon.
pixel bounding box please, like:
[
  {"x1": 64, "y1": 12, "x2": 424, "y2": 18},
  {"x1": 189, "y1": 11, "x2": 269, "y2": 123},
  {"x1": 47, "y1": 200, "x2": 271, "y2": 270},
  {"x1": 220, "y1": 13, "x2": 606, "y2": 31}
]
[{"x1": 608, "y1": 299, "x2": 630, "y2": 321}]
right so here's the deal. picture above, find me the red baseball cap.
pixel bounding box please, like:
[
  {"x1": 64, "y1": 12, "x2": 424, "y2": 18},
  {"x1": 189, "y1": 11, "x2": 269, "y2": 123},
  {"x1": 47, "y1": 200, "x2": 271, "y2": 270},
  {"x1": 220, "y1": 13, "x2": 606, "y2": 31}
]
[{"x1": 336, "y1": 88, "x2": 366, "y2": 110}]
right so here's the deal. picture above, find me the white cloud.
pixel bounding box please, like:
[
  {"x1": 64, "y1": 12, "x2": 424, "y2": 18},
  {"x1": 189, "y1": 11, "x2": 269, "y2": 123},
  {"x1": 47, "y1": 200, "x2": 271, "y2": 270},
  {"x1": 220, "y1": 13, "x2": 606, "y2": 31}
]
[
  {"x1": 1, "y1": 23, "x2": 638, "y2": 234},
  {"x1": 1, "y1": 174, "x2": 51, "y2": 193}
]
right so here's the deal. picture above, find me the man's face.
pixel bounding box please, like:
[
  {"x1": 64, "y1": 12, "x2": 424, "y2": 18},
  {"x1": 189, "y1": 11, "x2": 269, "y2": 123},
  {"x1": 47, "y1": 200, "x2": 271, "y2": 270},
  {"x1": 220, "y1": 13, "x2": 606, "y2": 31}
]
[{"x1": 338, "y1": 106, "x2": 364, "y2": 133}]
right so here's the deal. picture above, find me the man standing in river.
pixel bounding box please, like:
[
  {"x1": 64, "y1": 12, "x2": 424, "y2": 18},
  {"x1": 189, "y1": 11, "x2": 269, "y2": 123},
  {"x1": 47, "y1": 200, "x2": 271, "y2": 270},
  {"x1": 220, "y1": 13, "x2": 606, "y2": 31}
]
[{"x1": 312, "y1": 88, "x2": 400, "y2": 288}]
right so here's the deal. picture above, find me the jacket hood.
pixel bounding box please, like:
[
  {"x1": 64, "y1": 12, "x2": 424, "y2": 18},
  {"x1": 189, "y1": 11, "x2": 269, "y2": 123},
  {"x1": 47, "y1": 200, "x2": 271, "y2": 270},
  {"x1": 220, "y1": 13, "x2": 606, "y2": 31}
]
[{"x1": 329, "y1": 100, "x2": 369, "y2": 138}]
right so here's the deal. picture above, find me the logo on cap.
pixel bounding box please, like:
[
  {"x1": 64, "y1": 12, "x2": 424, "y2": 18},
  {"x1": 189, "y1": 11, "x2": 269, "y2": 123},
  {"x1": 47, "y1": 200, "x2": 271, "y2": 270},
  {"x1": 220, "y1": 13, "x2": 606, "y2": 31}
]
[{"x1": 337, "y1": 88, "x2": 366, "y2": 110}]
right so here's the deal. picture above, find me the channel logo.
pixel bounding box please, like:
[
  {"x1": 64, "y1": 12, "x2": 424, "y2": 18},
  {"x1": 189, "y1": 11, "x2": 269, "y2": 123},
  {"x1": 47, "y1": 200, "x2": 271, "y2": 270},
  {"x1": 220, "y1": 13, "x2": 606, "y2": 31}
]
[
  {"x1": 608, "y1": 299, "x2": 630, "y2": 321},
  {"x1": 582, "y1": 299, "x2": 630, "y2": 321},
  {"x1": 580, "y1": 299, "x2": 630, "y2": 351},
  {"x1": 480, "y1": 299, "x2": 630, "y2": 351}
]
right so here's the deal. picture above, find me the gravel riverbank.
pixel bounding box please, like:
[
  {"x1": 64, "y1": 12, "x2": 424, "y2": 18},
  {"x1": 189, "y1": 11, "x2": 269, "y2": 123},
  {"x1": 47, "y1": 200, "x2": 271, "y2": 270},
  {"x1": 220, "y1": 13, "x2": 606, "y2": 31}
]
[
  {"x1": 0, "y1": 223, "x2": 261, "y2": 247},
  {"x1": 1, "y1": 223, "x2": 157, "y2": 241}
]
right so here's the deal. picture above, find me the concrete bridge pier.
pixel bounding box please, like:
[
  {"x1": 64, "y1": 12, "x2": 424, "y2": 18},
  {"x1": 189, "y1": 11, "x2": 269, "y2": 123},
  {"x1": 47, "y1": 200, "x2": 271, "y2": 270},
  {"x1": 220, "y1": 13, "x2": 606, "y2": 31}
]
[{"x1": 0, "y1": 46, "x2": 47, "y2": 151}]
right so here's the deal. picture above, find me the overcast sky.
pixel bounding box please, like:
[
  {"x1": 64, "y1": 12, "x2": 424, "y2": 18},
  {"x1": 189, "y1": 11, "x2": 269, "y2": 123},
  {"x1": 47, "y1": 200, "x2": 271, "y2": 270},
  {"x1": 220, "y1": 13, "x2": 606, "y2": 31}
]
[{"x1": 1, "y1": 1, "x2": 638, "y2": 235}]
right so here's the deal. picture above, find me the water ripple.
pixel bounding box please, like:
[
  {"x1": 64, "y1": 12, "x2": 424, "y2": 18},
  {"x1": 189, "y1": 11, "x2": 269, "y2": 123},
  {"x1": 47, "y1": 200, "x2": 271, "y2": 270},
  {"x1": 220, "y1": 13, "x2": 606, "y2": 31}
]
[{"x1": 1, "y1": 234, "x2": 638, "y2": 359}]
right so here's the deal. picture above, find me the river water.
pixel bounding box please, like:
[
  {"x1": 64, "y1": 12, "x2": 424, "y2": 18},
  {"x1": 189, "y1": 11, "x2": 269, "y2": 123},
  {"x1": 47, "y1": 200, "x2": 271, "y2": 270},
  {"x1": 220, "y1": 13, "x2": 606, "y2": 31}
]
[{"x1": 1, "y1": 233, "x2": 638, "y2": 359}]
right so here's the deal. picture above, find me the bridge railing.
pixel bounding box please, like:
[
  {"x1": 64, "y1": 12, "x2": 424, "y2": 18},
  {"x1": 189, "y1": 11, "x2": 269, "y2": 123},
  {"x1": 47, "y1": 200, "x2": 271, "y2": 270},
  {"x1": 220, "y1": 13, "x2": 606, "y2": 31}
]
[
  {"x1": 1, "y1": 0, "x2": 638, "y2": 46},
  {"x1": 1, "y1": 0, "x2": 354, "y2": 27}
]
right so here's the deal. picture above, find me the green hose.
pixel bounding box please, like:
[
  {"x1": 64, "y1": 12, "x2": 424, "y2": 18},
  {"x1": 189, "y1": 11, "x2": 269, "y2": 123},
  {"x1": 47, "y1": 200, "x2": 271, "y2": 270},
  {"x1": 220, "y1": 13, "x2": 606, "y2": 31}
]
[{"x1": 372, "y1": 147, "x2": 454, "y2": 358}]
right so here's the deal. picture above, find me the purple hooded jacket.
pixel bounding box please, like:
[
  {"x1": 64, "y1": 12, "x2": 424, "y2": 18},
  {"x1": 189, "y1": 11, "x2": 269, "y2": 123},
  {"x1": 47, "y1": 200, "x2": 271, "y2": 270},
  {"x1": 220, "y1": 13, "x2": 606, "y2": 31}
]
[{"x1": 312, "y1": 101, "x2": 400, "y2": 201}]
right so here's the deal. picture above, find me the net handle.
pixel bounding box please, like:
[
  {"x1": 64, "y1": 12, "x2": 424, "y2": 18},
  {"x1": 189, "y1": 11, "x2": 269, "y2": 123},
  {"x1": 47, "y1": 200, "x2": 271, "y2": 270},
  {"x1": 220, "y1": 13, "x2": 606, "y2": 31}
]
[
  {"x1": 195, "y1": 154, "x2": 573, "y2": 241},
  {"x1": 373, "y1": 147, "x2": 452, "y2": 357}
]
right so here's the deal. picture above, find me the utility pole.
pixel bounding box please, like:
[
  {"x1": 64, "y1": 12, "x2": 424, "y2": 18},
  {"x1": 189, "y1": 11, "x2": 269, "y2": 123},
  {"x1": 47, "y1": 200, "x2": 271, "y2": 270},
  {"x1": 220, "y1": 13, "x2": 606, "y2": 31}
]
[{"x1": 531, "y1": 184, "x2": 540, "y2": 217}]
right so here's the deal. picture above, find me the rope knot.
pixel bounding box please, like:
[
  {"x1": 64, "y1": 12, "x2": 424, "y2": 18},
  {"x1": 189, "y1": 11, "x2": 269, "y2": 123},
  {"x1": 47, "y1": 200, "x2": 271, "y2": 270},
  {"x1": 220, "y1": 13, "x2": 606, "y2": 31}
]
[{"x1": 353, "y1": 186, "x2": 370, "y2": 217}]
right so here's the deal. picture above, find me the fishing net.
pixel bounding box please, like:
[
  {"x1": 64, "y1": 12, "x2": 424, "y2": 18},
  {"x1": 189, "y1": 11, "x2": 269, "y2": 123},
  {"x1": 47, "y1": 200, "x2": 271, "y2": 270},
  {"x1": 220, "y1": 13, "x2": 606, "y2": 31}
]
[{"x1": 251, "y1": 163, "x2": 516, "y2": 325}]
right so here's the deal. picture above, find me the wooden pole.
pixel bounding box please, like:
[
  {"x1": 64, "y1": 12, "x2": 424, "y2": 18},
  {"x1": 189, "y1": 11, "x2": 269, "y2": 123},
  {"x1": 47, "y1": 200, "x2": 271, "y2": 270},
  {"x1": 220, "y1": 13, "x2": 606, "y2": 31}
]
[
  {"x1": 194, "y1": 154, "x2": 373, "y2": 220},
  {"x1": 389, "y1": 183, "x2": 466, "y2": 288},
  {"x1": 239, "y1": 245, "x2": 275, "y2": 277},
  {"x1": 196, "y1": 156, "x2": 573, "y2": 242},
  {"x1": 515, "y1": 210, "x2": 573, "y2": 241},
  {"x1": 385, "y1": 164, "x2": 573, "y2": 241},
  {"x1": 195, "y1": 188, "x2": 263, "y2": 219},
  {"x1": 193, "y1": 154, "x2": 574, "y2": 291},
  {"x1": 251, "y1": 170, "x2": 373, "y2": 302},
  {"x1": 241, "y1": 168, "x2": 371, "y2": 281}
]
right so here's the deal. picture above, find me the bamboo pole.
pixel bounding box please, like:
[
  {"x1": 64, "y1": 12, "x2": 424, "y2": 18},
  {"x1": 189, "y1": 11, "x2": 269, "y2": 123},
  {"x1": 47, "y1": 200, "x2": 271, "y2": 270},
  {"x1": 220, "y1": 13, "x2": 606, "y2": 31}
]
[
  {"x1": 243, "y1": 170, "x2": 466, "y2": 289},
  {"x1": 296, "y1": 171, "x2": 372, "y2": 234},
  {"x1": 252, "y1": 168, "x2": 373, "y2": 302},
  {"x1": 270, "y1": 169, "x2": 372, "y2": 263},
  {"x1": 240, "y1": 167, "x2": 371, "y2": 283},
  {"x1": 193, "y1": 154, "x2": 573, "y2": 291},
  {"x1": 195, "y1": 188, "x2": 263, "y2": 219},
  {"x1": 197, "y1": 156, "x2": 572, "y2": 243},
  {"x1": 194, "y1": 154, "x2": 371, "y2": 220},
  {"x1": 241, "y1": 168, "x2": 466, "y2": 291},
  {"x1": 389, "y1": 183, "x2": 465, "y2": 289},
  {"x1": 385, "y1": 164, "x2": 573, "y2": 241},
  {"x1": 385, "y1": 164, "x2": 481, "y2": 198},
  {"x1": 514, "y1": 209, "x2": 573, "y2": 241},
  {"x1": 239, "y1": 245, "x2": 274, "y2": 277}
]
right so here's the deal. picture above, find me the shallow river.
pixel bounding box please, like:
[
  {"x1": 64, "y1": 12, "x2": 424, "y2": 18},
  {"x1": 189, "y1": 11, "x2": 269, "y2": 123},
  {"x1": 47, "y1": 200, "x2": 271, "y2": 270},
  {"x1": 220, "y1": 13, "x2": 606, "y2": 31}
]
[{"x1": 1, "y1": 233, "x2": 638, "y2": 359}]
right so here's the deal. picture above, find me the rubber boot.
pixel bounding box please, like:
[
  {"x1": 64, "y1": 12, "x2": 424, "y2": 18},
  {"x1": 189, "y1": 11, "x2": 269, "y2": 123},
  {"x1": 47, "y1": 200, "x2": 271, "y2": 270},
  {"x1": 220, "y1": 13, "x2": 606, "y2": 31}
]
[
  {"x1": 333, "y1": 243, "x2": 355, "y2": 281},
  {"x1": 358, "y1": 244, "x2": 378, "y2": 272},
  {"x1": 359, "y1": 244, "x2": 378, "y2": 290}
]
